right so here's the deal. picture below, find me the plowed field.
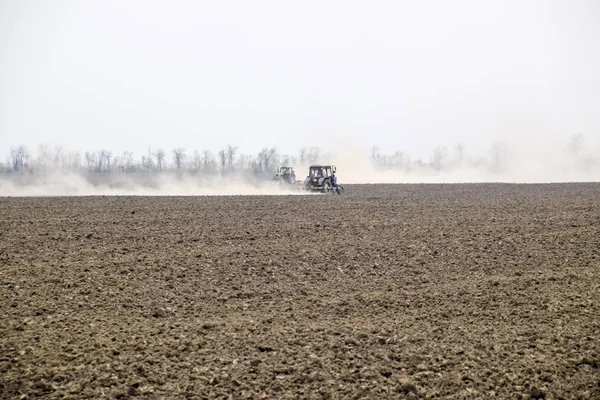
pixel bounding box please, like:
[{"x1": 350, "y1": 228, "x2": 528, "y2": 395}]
[{"x1": 1, "y1": 184, "x2": 599, "y2": 399}]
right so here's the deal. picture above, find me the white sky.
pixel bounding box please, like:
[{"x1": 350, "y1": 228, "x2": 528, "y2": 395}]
[{"x1": 1, "y1": 0, "x2": 599, "y2": 159}]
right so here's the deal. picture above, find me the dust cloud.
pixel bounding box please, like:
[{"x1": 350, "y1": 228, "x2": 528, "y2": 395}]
[
  {"x1": 326, "y1": 139, "x2": 600, "y2": 184},
  {"x1": 0, "y1": 171, "x2": 312, "y2": 197},
  {"x1": 1, "y1": 136, "x2": 598, "y2": 197}
]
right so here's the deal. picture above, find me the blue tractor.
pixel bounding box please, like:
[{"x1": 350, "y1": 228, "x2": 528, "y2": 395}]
[{"x1": 303, "y1": 165, "x2": 343, "y2": 194}]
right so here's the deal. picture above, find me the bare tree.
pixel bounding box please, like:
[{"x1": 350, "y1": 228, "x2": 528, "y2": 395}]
[
  {"x1": 307, "y1": 147, "x2": 320, "y2": 163},
  {"x1": 96, "y1": 150, "x2": 104, "y2": 172},
  {"x1": 191, "y1": 150, "x2": 202, "y2": 172},
  {"x1": 154, "y1": 149, "x2": 165, "y2": 171},
  {"x1": 141, "y1": 148, "x2": 155, "y2": 171},
  {"x1": 390, "y1": 151, "x2": 404, "y2": 168},
  {"x1": 431, "y1": 145, "x2": 447, "y2": 171},
  {"x1": 257, "y1": 149, "x2": 265, "y2": 172},
  {"x1": 254, "y1": 147, "x2": 285, "y2": 172},
  {"x1": 218, "y1": 149, "x2": 227, "y2": 172},
  {"x1": 299, "y1": 147, "x2": 308, "y2": 163},
  {"x1": 53, "y1": 146, "x2": 65, "y2": 168},
  {"x1": 36, "y1": 144, "x2": 51, "y2": 171},
  {"x1": 10, "y1": 145, "x2": 29, "y2": 172},
  {"x1": 202, "y1": 150, "x2": 215, "y2": 172},
  {"x1": 141, "y1": 156, "x2": 151, "y2": 171},
  {"x1": 97, "y1": 150, "x2": 112, "y2": 172},
  {"x1": 172, "y1": 148, "x2": 186, "y2": 170},
  {"x1": 268, "y1": 147, "x2": 278, "y2": 171},
  {"x1": 455, "y1": 143, "x2": 465, "y2": 164},
  {"x1": 112, "y1": 154, "x2": 122, "y2": 171},
  {"x1": 257, "y1": 148, "x2": 269, "y2": 172},
  {"x1": 405, "y1": 156, "x2": 412, "y2": 172},
  {"x1": 236, "y1": 153, "x2": 252, "y2": 171},
  {"x1": 226, "y1": 145, "x2": 237, "y2": 171},
  {"x1": 105, "y1": 151, "x2": 112, "y2": 172},
  {"x1": 370, "y1": 146, "x2": 381, "y2": 162},
  {"x1": 121, "y1": 151, "x2": 134, "y2": 172},
  {"x1": 114, "y1": 151, "x2": 131, "y2": 172},
  {"x1": 64, "y1": 151, "x2": 81, "y2": 171},
  {"x1": 84, "y1": 151, "x2": 97, "y2": 172}
]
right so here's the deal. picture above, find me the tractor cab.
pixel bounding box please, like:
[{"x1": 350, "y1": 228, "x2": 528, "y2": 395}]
[
  {"x1": 276, "y1": 166, "x2": 294, "y2": 176},
  {"x1": 304, "y1": 165, "x2": 341, "y2": 193},
  {"x1": 308, "y1": 165, "x2": 335, "y2": 178},
  {"x1": 273, "y1": 166, "x2": 296, "y2": 184}
]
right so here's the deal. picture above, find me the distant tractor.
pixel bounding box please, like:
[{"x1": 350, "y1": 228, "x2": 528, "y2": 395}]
[
  {"x1": 273, "y1": 166, "x2": 297, "y2": 184},
  {"x1": 303, "y1": 165, "x2": 343, "y2": 194}
]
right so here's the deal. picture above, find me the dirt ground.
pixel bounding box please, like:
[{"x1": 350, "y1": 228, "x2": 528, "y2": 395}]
[{"x1": 1, "y1": 183, "x2": 599, "y2": 399}]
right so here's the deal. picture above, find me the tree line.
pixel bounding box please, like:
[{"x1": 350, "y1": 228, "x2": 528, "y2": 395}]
[
  {"x1": 2, "y1": 134, "x2": 596, "y2": 175},
  {"x1": 1, "y1": 144, "x2": 323, "y2": 175},
  {"x1": 370, "y1": 134, "x2": 596, "y2": 173}
]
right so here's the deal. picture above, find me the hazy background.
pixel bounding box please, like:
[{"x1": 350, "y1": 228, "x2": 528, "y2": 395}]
[{"x1": 1, "y1": 0, "x2": 599, "y2": 190}]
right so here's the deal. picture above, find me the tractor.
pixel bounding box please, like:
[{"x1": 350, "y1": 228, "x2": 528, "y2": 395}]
[
  {"x1": 303, "y1": 165, "x2": 343, "y2": 194},
  {"x1": 273, "y1": 166, "x2": 297, "y2": 184}
]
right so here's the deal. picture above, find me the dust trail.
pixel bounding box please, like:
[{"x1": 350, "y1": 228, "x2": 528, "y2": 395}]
[
  {"x1": 320, "y1": 140, "x2": 600, "y2": 184},
  {"x1": 0, "y1": 171, "x2": 314, "y2": 197}
]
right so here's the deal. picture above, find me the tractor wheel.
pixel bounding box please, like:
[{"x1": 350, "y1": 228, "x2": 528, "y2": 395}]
[
  {"x1": 322, "y1": 180, "x2": 332, "y2": 193},
  {"x1": 336, "y1": 186, "x2": 344, "y2": 195}
]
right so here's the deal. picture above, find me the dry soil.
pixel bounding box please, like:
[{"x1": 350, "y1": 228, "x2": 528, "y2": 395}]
[{"x1": 1, "y1": 183, "x2": 599, "y2": 399}]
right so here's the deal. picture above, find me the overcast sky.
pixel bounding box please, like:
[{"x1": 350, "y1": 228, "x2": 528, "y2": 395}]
[{"x1": 1, "y1": 0, "x2": 599, "y2": 159}]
